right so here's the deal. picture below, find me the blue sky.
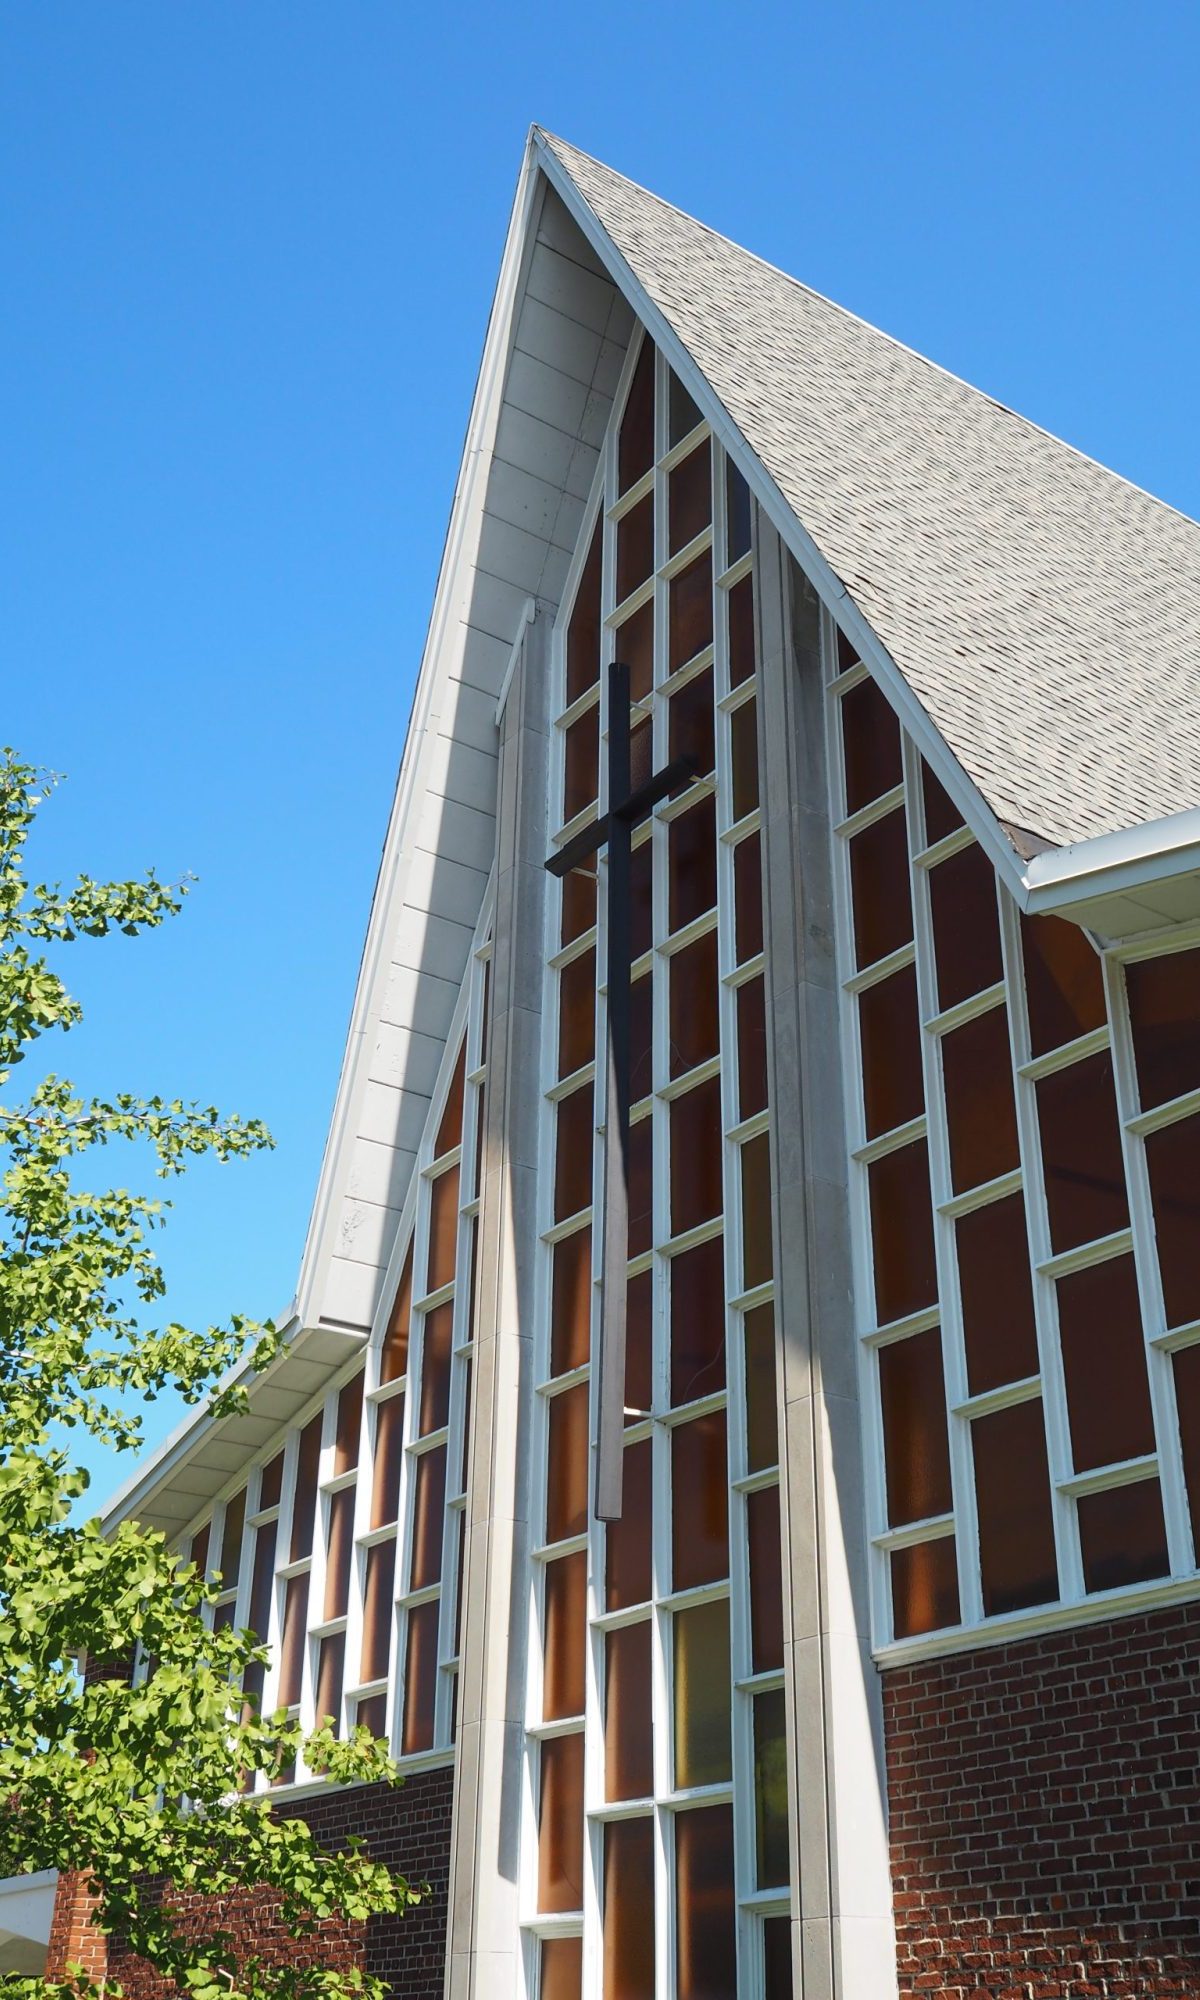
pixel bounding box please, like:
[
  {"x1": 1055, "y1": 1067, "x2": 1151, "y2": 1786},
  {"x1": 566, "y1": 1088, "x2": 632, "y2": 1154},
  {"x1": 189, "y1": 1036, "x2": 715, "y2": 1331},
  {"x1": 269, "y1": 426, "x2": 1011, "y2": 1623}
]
[{"x1": 4, "y1": 2, "x2": 1198, "y2": 1511}]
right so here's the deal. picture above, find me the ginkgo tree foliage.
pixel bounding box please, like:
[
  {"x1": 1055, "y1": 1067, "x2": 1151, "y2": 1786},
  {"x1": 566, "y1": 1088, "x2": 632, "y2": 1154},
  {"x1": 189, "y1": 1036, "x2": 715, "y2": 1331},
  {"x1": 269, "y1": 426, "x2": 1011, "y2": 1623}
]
[{"x1": 0, "y1": 751, "x2": 413, "y2": 2000}]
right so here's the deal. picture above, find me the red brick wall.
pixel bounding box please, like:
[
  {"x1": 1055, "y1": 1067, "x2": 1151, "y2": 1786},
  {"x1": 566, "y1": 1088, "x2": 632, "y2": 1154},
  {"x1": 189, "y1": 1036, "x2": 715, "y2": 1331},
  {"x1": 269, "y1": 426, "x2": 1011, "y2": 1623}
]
[{"x1": 885, "y1": 1600, "x2": 1200, "y2": 1998}]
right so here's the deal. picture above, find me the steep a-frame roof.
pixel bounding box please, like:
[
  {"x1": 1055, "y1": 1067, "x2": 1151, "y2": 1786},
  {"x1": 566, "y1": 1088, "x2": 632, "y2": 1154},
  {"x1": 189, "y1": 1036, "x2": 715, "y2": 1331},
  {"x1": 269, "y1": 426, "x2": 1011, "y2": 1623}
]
[{"x1": 541, "y1": 129, "x2": 1200, "y2": 854}]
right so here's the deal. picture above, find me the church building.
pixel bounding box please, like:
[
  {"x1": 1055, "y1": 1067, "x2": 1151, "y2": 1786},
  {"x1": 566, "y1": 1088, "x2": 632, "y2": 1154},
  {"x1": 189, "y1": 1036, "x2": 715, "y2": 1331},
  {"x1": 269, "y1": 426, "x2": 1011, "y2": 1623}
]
[{"x1": 41, "y1": 129, "x2": 1200, "y2": 1998}]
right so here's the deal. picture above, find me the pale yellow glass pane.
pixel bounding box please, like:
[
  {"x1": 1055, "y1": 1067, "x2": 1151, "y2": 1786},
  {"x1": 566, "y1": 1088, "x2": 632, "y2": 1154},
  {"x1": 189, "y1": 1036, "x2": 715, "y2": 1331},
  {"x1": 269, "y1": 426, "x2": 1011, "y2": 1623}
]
[{"x1": 673, "y1": 1597, "x2": 731, "y2": 1788}]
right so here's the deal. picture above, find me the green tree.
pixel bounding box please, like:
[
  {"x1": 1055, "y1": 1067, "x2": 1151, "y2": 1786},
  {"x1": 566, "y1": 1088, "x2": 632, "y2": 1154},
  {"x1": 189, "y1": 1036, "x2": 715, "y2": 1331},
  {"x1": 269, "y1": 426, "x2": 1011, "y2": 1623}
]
[{"x1": 0, "y1": 751, "x2": 412, "y2": 2000}]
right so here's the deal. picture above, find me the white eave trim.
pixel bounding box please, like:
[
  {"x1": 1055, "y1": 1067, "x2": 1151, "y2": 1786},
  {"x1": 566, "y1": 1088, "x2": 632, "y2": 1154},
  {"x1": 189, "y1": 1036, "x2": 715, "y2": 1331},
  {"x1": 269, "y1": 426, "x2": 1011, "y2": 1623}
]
[{"x1": 1023, "y1": 804, "x2": 1200, "y2": 913}]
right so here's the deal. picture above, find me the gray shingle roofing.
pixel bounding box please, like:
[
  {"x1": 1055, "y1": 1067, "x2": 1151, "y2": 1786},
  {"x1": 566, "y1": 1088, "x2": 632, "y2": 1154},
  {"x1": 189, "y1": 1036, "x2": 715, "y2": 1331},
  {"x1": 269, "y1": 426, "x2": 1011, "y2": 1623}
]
[{"x1": 541, "y1": 131, "x2": 1200, "y2": 850}]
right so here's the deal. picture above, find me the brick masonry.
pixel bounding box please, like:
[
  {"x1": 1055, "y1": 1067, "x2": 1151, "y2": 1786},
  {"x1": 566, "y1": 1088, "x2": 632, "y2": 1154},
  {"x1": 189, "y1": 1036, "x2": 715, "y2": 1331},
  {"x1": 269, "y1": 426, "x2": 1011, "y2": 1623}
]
[{"x1": 885, "y1": 1599, "x2": 1200, "y2": 1998}]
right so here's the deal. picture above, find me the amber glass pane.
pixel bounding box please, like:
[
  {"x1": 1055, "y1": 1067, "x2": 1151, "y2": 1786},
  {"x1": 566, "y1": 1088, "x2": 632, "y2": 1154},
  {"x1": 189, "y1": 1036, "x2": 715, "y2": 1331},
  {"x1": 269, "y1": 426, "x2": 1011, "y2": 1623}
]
[
  {"x1": 401, "y1": 1598, "x2": 439, "y2": 1754},
  {"x1": 859, "y1": 963, "x2": 922, "y2": 1140},
  {"x1": 921, "y1": 761, "x2": 962, "y2": 845},
  {"x1": 357, "y1": 1692, "x2": 388, "y2": 1740},
  {"x1": 380, "y1": 1247, "x2": 412, "y2": 1386},
  {"x1": 745, "y1": 1303, "x2": 778, "y2": 1471},
  {"x1": 671, "y1": 1078, "x2": 723, "y2": 1235},
  {"x1": 726, "y1": 459, "x2": 752, "y2": 566},
  {"x1": 956, "y1": 1192, "x2": 1039, "y2": 1394},
  {"x1": 615, "y1": 598, "x2": 654, "y2": 705},
  {"x1": 669, "y1": 665, "x2": 715, "y2": 779},
  {"x1": 675, "y1": 1805, "x2": 737, "y2": 2000},
  {"x1": 315, "y1": 1631, "x2": 344, "y2": 1733},
  {"x1": 259, "y1": 1452, "x2": 284, "y2": 1511},
  {"x1": 619, "y1": 338, "x2": 655, "y2": 493},
  {"x1": 754, "y1": 1687, "x2": 789, "y2": 1888},
  {"x1": 1126, "y1": 946, "x2": 1200, "y2": 1109},
  {"x1": 546, "y1": 1384, "x2": 589, "y2": 1544},
  {"x1": 742, "y1": 1131, "x2": 773, "y2": 1291},
  {"x1": 878, "y1": 1328, "x2": 952, "y2": 1526},
  {"x1": 730, "y1": 695, "x2": 758, "y2": 820},
  {"x1": 673, "y1": 1411, "x2": 728, "y2": 1591},
  {"x1": 1078, "y1": 1478, "x2": 1169, "y2": 1594},
  {"x1": 435, "y1": 1041, "x2": 465, "y2": 1159},
  {"x1": 629, "y1": 834, "x2": 653, "y2": 962},
  {"x1": 732, "y1": 840, "x2": 761, "y2": 969},
  {"x1": 670, "y1": 439, "x2": 711, "y2": 555},
  {"x1": 669, "y1": 795, "x2": 717, "y2": 934},
  {"x1": 1038, "y1": 1051, "x2": 1129, "y2": 1253},
  {"x1": 418, "y1": 1301, "x2": 454, "y2": 1436},
  {"x1": 942, "y1": 1005, "x2": 1020, "y2": 1193},
  {"x1": 604, "y1": 1817, "x2": 655, "y2": 2000},
  {"x1": 544, "y1": 1551, "x2": 586, "y2": 1722},
  {"x1": 930, "y1": 842, "x2": 1002, "y2": 1010},
  {"x1": 849, "y1": 806, "x2": 911, "y2": 971},
  {"x1": 371, "y1": 1391, "x2": 405, "y2": 1529},
  {"x1": 670, "y1": 368, "x2": 702, "y2": 446},
  {"x1": 606, "y1": 1618, "x2": 653, "y2": 1801},
  {"x1": 410, "y1": 1445, "x2": 447, "y2": 1592},
  {"x1": 190, "y1": 1520, "x2": 211, "y2": 1577},
  {"x1": 841, "y1": 674, "x2": 901, "y2": 816},
  {"x1": 555, "y1": 1084, "x2": 593, "y2": 1223},
  {"x1": 670, "y1": 550, "x2": 713, "y2": 673},
  {"x1": 748, "y1": 1482, "x2": 784, "y2": 1670},
  {"x1": 562, "y1": 702, "x2": 599, "y2": 825},
  {"x1": 245, "y1": 1520, "x2": 276, "y2": 1658},
  {"x1": 218, "y1": 1487, "x2": 246, "y2": 1588},
  {"x1": 616, "y1": 491, "x2": 654, "y2": 605},
  {"x1": 973, "y1": 1399, "x2": 1058, "y2": 1615},
  {"x1": 728, "y1": 573, "x2": 755, "y2": 686},
  {"x1": 674, "y1": 1597, "x2": 731, "y2": 1787},
  {"x1": 891, "y1": 1536, "x2": 959, "y2": 1638},
  {"x1": 629, "y1": 1113, "x2": 653, "y2": 1260},
  {"x1": 566, "y1": 515, "x2": 602, "y2": 704},
  {"x1": 1059, "y1": 1255, "x2": 1153, "y2": 1471},
  {"x1": 1146, "y1": 1114, "x2": 1200, "y2": 1328},
  {"x1": 323, "y1": 1485, "x2": 355, "y2": 1620},
  {"x1": 538, "y1": 1730, "x2": 584, "y2": 1914},
  {"x1": 360, "y1": 1537, "x2": 395, "y2": 1684},
  {"x1": 868, "y1": 1138, "x2": 936, "y2": 1325},
  {"x1": 278, "y1": 1572, "x2": 309, "y2": 1706},
  {"x1": 1173, "y1": 1343, "x2": 1200, "y2": 1544},
  {"x1": 558, "y1": 947, "x2": 596, "y2": 1078},
  {"x1": 671, "y1": 1235, "x2": 726, "y2": 1407},
  {"x1": 606, "y1": 1439, "x2": 652, "y2": 1611},
  {"x1": 561, "y1": 862, "x2": 597, "y2": 947},
  {"x1": 764, "y1": 1916, "x2": 792, "y2": 2000},
  {"x1": 290, "y1": 1416, "x2": 323, "y2": 1561},
  {"x1": 630, "y1": 971, "x2": 653, "y2": 1102},
  {"x1": 835, "y1": 626, "x2": 860, "y2": 674},
  {"x1": 629, "y1": 709, "x2": 654, "y2": 794},
  {"x1": 1022, "y1": 913, "x2": 1106, "y2": 1057},
  {"x1": 626, "y1": 1268, "x2": 652, "y2": 1422},
  {"x1": 737, "y1": 974, "x2": 769, "y2": 1120},
  {"x1": 551, "y1": 1227, "x2": 591, "y2": 1377},
  {"x1": 541, "y1": 1937, "x2": 583, "y2": 2000},
  {"x1": 334, "y1": 1374, "x2": 363, "y2": 1476},
  {"x1": 670, "y1": 927, "x2": 719, "y2": 1078},
  {"x1": 426, "y1": 1164, "x2": 459, "y2": 1295}
]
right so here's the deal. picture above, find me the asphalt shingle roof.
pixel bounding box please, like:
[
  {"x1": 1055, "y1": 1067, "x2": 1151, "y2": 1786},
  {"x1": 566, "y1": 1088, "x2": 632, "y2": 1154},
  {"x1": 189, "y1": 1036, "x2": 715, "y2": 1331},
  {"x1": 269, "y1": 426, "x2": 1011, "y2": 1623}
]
[{"x1": 542, "y1": 131, "x2": 1200, "y2": 850}]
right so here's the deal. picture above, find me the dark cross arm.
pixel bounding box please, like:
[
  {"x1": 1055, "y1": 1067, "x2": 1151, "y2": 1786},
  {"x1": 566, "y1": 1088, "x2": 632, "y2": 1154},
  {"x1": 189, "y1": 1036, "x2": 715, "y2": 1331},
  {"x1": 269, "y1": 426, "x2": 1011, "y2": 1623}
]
[{"x1": 545, "y1": 754, "x2": 698, "y2": 879}]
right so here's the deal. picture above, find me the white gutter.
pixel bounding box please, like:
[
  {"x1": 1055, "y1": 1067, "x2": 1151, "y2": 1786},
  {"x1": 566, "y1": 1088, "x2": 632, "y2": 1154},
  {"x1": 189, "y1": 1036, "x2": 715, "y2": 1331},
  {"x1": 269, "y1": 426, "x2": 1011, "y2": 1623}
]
[{"x1": 1023, "y1": 804, "x2": 1200, "y2": 913}]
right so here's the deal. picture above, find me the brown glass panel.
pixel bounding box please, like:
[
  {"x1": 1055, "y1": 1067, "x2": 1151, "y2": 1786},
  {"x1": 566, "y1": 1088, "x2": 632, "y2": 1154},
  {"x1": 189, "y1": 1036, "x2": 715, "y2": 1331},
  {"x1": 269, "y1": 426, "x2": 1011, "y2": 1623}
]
[
  {"x1": 670, "y1": 368, "x2": 703, "y2": 446},
  {"x1": 669, "y1": 665, "x2": 715, "y2": 779},
  {"x1": 764, "y1": 1916, "x2": 792, "y2": 2000},
  {"x1": 1038, "y1": 1051, "x2": 1129, "y2": 1253},
  {"x1": 858, "y1": 963, "x2": 922, "y2": 1140},
  {"x1": 734, "y1": 830, "x2": 763, "y2": 963},
  {"x1": 890, "y1": 1536, "x2": 959, "y2": 1638},
  {"x1": 555, "y1": 1084, "x2": 594, "y2": 1223},
  {"x1": 737, "y1": 974, "x2": 769, "y2": 1120},
  {"x1": 334, "y1": 1374, "x2": 363, "y2": 1476},
  {"x1": 360, "y1": 1537, "x2": 395, "y2": 1684},
  {"x1": 841, "y1": 675, "x2": 902, "y2": 816},
  {"x1": 728, "y1": 573, "x2": 755, "y2": 686},
  {"x1": 670, "y1": 550, "x2": 713, "y2": 673},
  {"x1": 551, "y1": 1227, "x2": 591, "y2": 1377},
  {"x1": 973, "y1": 1399, "x2": 1058, "y2": 1615},
  {"x1": 625, "y1": 1267, "x2": 652, "y2": 1423},
  {"x1": 426, "y1": 1164, "x2": 460, "y2": 1295},
  {"x1": 835, "y1": 626, "x2": 860, "y2": 674},
  {"x1": 541, "y1": 1937, "x2": 583, "y2": 2000},
  {"x1": 457, "y1": 1359, "x2": 472, "y2": 1493},
  {"x1": 277, "y1": 1572, "x2": 309, "y2": 1707},
  {"x1": 1059, "y1": 1255, "x2": 1154, "y2": 1471},
  {"x1": 930, "y1": 842, "x2": 1003, "y2": 1010},
  {"x1": 410, "y1": 1444, "x2": 447, "y2": 1592},
  {"x1": 1146, "y1": 1113, "x2": 1200, "y2": 1328},
  {"x1": 956, "y1": 1192, "x2": 1039, "y2": 1394},
  {"x1": 561, "y1": 861, "x2": 597, "y2": 947},
  {"x1": 606, "y1": 1438, "x2": 652, "y2": 1611},
  {"x1": 753, "y1": 1687, "x2": 789, "y2": 1888},
  {"x1": 674, "y1": 1597, "x2": 731, "y2": 1787},
  {"x1": 218, "y1": 1487, "x2": 246, "y2": 1588},
  {"x1": 675, "y1": 1804, "x2": 737, "y2": 2000},
  {"x1": 1173, "y1": 1343, "x2": 1200, "y2": 1544},
  {"x1": 730, "y1": 695, "x2": 758, "y2": 820},
  {"x1": 1022, "y1": 913, "x2": 1106, "y2": 1057},
  {"x1": 538, "y1": 1730, "x2": 584, "y2": 1914},
  {"x1": 631, "y1": 837, "x2": 653, "y2": 962},
  {"x1": 357, "y1": 1692, "x2": 388, "y2": 1740},
  {"x1": 747, "y1": 1482, "x2": 785, "y2": 1672},
  {"x1": 418, "y1": 1302, "x2": 454, "y2": 1436},
  {"x1": 670, "y1": 927, "x2": 719, "y2": 1078},
  {"x1": 290, "y1": 1417, "x2": 323, "y2": 1561},
  {"x1": 1126, "y1": 946, "x2": 1200, "y2": 1110},
  {"x1": 544, "y1": 1551, "x2": 586, "y2": 1722},
  {"x1": 672, "y1": 1410, "x2": 729, "y2": 1591},
  {"x1": 726, "y1": 459, "x2": 752, "y2": 566},
  {"x1": 190, "y1": 1520, "x2": 211, "y2": 1578},
  {"x1": 245, "y1": 1520, "x2": 276, "y2": 1662},
  {"x1": 605, "y1": 1618, "x2": 654, "y2": 1801},
  {"x1": 370, "y1": 1391, "x2": 405, "y2": 1529},
  {"x1": 618, "y1": 338, "x2": 655, "y2": 494},
  {"x1": 1078, "y1": 1478, "x2": 1169, "y2": 1594},
  {"x1": 562, "y1": 702, "x2": 599, "y2": 824},
  {"x1": 878, "y1": 1328, "x2": 952, "y2": 1526},
  {"x1": 258, "y1": 1453, "x2": 283, "y2": 1512},
  {"x1": 380, "y1": 1247, "x2": 412, "y2": 1386},
  {"x1": 630, "y1": 971, "x2": 653, "y2": 1102},
  {"x1": 315, "y1": 1631, "x2": 345, "y2": 1734},
  {"x1": 615, "y1": 598, "x2": 654, "y2": 704},
  {"x1": 546, "y1": 1384, "x2": 589, "y2": 1544},
  {"x1": 629, "y1": 1113, "x2": 653, "y2": 1260},
  {"x1": 671, "y1": 1234, "x2": 726, "y2": 1406},
  {"x1": 629, "y1": 710, "x2": 653, "y2": 793},
  {"x1": 742, "y1": 1131, "x2": 773, "y2": 1291},
  {"x1": 323, "y1": 1485, "x2": 355, "y2": 1621},
  {"x1": 566, "y1": 516, "x2": 602, "y2": 705},
  {"x1": 616, "y1": 492, "x2": 654, "y2": 605},
  {"x1": 401, "y1": 1597, "x2": 439, "y2": 1754},
  {"x1": 942, "y1": 1005, "x2": 1020, "y2": 1193},
  {"x1": 669, "y1": 439, "x2": 711, "y2": 556},
  {"x1": 921, "y1": 761, "x2": 962, "y2": 845},
  {"x1": 604, "y1": 1817, "x2": 655, "y2": 2000},
  {"x1": 868, "y1": 1138, "x2": 937, "y2": 1325},
  {"x1": 435, "y1": 1042, "x2": 466, "y2": 1159},
  {"x1": 671, "y1": 1078, "x2": 723, "y2": 1235},
  {"x1": 745, "y1": 1302, "x2": 778, "y2": 1471},
  {"x1": 849, "y1": 806, "x2": 911, "y2": 972},
  {"x1": 558, "y1": 947, "x2": 596, "y2": 1078},
  {"x1": 669, "y1": 794, "x2": 717, "y2": 935}
]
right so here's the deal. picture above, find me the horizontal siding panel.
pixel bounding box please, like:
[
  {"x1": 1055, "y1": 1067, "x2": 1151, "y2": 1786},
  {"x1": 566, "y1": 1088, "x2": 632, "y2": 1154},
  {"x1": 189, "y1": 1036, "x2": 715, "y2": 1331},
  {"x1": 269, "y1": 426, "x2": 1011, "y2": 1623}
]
[
  {"x1": 368, "y1": 1019, "x2": 445, "y2": 1096},
  {"x1": 526, "y1": 238, "x2": 616, "y2": 336}
]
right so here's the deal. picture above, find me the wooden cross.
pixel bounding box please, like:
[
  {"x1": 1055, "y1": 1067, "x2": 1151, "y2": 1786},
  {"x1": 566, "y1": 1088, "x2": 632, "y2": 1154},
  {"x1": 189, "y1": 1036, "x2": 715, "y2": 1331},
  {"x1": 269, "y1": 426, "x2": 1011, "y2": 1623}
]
[{"x1": 546, "y1": 660, "x2": 695, "y2": 1520}]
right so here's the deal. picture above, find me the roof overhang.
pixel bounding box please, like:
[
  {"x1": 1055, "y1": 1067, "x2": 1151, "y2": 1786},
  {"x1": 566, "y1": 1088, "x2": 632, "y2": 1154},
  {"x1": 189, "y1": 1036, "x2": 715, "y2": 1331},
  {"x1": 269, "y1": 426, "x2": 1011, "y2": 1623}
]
[{"x1": 0, "y1": 1871, "x2": 56, "y2": 1976}]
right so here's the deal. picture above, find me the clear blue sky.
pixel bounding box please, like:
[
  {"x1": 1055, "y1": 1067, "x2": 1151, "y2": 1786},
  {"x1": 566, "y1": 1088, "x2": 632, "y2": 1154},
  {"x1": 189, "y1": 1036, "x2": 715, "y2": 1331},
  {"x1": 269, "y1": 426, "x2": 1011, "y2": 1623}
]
[{"x1": 4, "y1": 2, "x2": 1198, "y2": 1512}]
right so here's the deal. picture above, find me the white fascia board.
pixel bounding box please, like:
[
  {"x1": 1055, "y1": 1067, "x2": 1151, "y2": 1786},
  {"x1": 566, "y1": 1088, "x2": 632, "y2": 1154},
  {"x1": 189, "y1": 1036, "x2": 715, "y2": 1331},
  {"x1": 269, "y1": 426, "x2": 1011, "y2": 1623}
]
[{"x1": 1023, "y1": 805, "x2": 1200, "y2": 913}]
